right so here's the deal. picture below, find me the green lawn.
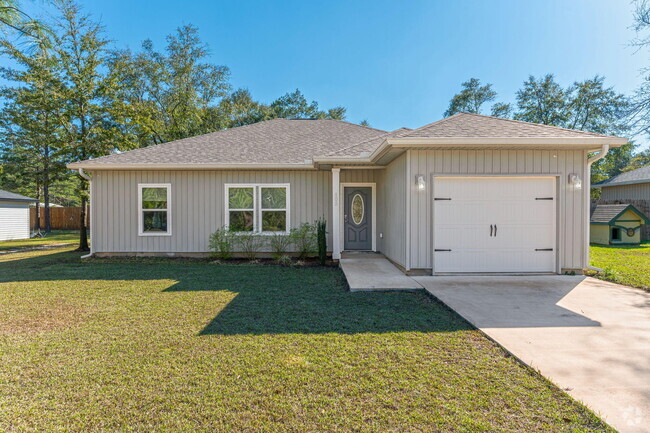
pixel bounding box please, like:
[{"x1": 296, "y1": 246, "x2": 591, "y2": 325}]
[
  {"x1": 589, "y1": 242, "x2": 650, "y2": 290},
  {"x1": 0, "y1": 230, "x2": 79, "y2": 251},
  {"x1": 0, "y1": 247, "x2": 613, "y2": 432}
]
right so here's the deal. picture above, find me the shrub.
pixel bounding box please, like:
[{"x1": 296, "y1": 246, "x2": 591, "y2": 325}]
[
  {"x1": 208, "y1": 227, "x2": 233, "y2": 260},
  {"x1": 276, "y1": 254, "x2": 292, "y2": 265},
  {"x1": 290, "y1": 222, "x2": 317, "y2": 259},
  {"x1": 316, "y1": 218, "x2": 327, "y2": 265},
  {"x1": 269, "y1": 232, "x2": 292, "y2": 260},
  {"x1": 234, "y1": 232, "x2": 264, "y2": 260}
]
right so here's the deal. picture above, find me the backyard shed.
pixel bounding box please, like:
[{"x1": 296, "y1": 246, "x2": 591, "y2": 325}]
[
  {"x1": 590, "y1": 204, "x2": 649, "y2": 245},
  {"x1": 0, "y1": 189, "x2": 38, "y2": 241}
]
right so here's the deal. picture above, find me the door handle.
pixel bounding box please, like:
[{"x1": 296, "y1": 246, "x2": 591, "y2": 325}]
[
  {"x1": 490, "y1": 224, "x2": 493, "y2": 237},
  {"x1": 344, "y1": 214, "x2": 348, "y2": 223},
  {"x1": 494, "y1": 224, "x2": 497, "y2": 237}
]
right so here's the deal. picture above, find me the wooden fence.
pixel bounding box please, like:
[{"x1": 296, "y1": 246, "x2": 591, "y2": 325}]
[{"x1": 30, "y1": 207, "x2": 89, "y2": 230}]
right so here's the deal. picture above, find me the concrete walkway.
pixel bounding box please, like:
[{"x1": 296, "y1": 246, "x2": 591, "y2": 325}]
[
  {"x1": 414, "y1": 275, "x2": 650, "y2": 433},
  {"x1": 339, "y1": 253, "x2": 422, "y2": 291}
]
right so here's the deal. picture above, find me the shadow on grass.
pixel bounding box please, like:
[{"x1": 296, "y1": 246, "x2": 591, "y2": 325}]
[{"x1": 0, "y1": 249, "x2": 472, "y2": 335}]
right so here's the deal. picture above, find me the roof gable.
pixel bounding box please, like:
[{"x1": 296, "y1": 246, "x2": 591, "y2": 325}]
[{"x1": 402, "y1": 113, "x2": 623, "y2": 139}]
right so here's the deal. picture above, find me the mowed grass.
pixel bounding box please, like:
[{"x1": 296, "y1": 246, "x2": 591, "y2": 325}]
[
  {"x1": 0, "y1": 248, "x2": 613, "y2": 432},
  {"x1": 589, "y1": 241, "x2": 650, "y2": 290},
  {"x1": 0, "y1": 230, "x2": 79, "y2": 252}
]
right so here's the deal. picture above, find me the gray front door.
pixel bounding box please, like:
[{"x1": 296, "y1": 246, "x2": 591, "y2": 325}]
[{"x1": 344, "y1": 187, "x2": 372, "y2": 250}]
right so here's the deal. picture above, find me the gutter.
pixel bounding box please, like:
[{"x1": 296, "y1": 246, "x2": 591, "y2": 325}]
[
  {"x1": 584, "y1": 144, "x2": 610, "y2": 270},
  {"x1": 77, "y1": 168, "x2": 93, "y2": 259}
]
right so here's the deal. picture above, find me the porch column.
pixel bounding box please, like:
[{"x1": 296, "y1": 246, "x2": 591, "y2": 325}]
[{"x1": 332, "y1": 168, "x2": 341, "y2": 259}]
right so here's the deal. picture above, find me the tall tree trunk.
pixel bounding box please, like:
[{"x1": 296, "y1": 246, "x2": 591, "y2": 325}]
[
  {"x1": 77, "y1": 178, "x2": 89, "y2": 251},
  {"x1": 34, "y1": 187, "x2": 41, "y2": 232},
  {"x1": 44, "y1": 143, "x2": 51, "y2": 233}
]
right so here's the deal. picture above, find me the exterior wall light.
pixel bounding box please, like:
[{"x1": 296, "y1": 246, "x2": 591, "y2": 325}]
[
  {"x1": 569, "y1": 173, "x2": 582, "y2": 190},
  {"x1": 416, "y1": 175, "x2": 426, "y2": 191}
]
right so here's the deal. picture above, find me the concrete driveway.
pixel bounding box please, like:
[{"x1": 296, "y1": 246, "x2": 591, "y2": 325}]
[{"x1": 413, "y1": 275, "x2": 650, "y2": 433}]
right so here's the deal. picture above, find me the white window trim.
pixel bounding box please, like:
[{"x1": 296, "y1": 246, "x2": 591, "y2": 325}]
[
  {"x1": 224, "y1": 183, "x2": 291, "y2": 234},
  {"x1": 138, "y1": 183, "x2": 172, "y2": 236}
]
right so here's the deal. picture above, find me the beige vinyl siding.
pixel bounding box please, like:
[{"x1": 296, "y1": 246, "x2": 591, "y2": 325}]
[
  {"x1": 600, "y1": 183, "x2": 650, "y2": 240},
  {"x1": 407, "y1": 149, "x2": 588, "y2": 271},
  {"x1": 0, "y1": 201, "x2": 31, "y2": 241},
  {"x1": 91, "y1": 170, "x2": 331, "y2": 254},
  {"x1": 378, "y1": 153, "x2": 407, "y2": 267}
]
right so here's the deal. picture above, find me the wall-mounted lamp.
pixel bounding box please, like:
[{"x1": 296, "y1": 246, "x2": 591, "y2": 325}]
[
  {"x1": 569, "y1": 173, "x2": 582, "y2": 190},
  {"x1": 416, "y1": 175, "x2": 426, "y2": 191}
]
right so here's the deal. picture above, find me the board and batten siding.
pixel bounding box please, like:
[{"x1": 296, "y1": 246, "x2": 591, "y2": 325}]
[
  {"x1": 600, "y1": 183, "x2": 650, "y2": 241},
  {"x1": 0, "y1": 201, "x2": 31, "y2": 241},
  {"x1": 407, "y1": 149, "x2": 589, "y2": 271},
  {"x1": 378, "y1": 153, "x2": 407, "y2": 267},
  {"x1": 91, "y1": 170, "x2": 332, "y2": 254}
]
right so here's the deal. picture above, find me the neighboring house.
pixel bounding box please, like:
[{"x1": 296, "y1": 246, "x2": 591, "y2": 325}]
[
  {"x1": 590, "y1": 204, "x2": 649, "y2": 245},
  {"x1": 0, "y1": 189, "x2": 38, "y2": 241},
  {"x1": 67, "y1": 113, "x2": 627, "y2": 274},
  {"x1": 593, "y1": 165, "x2": 650, "y2": 241}
]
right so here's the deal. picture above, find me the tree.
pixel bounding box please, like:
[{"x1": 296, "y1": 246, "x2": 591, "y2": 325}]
[
  {"x1": 0, "y1": 20, "x2": 67, "y2": 233},
  {"x1": 109, "y1": 24, "x2": 231, "y2": 146},
  {"x1": 565, "y1": 76, "x2": 629, "y2": 135},
  {"x1": 268, "y1": 89, "x2": 346, "y2": 120},
  {"x1": 444, "y1": 78, "x2": 497, "y2": 117},
  {"x1": 215, "y1": 88, "x2": 269, "y2": 128},
  {"x1": 624, "y1": 147, "x2": 650, "y2": 172},
  {"x1": 53, "y1": 0, "x2": 131, "y2": 250},
  {"x1": 514, "y1": 74, "x2": 568, "y2": 125},
  {"x1": 0, "y1": 0, "x2": 51, "y2": 46},
  {"x1": 359, "y1": 119, "x2": 370, "y2": 127},
  {"x1": 629, "y1": 0, "x2": 650, "y2": 137}
]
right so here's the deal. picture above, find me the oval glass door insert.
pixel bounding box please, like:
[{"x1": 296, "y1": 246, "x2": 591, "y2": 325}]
[{"x1": 351, "y1": 194, "x2": 364, "y2": 225}]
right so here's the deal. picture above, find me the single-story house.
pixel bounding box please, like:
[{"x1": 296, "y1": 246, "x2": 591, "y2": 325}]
[
  {"x1": 0, "y1": 189, "x2": 38, "y2": 241},
  {"x1": 67, "y1": 113, "x2": 628, "y2": 274},
  {"x1": 592, "y1": 164, "x2": 650, "y2": 241},
  {"x1": 590, "y1": 204, "x2": 649, "y2": 245}
]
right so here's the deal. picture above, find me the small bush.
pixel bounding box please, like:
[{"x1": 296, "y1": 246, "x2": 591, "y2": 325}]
[
  {"x1": 290, "y1": 222, "x2": 317, "y2": 259},
  {"x1": 209, "y1": 227, "x2": 233, "y2": 260},
  {"x1": 316, "y1": 218, "x2": 327, "y2": 265},
  {"x1": 269, "y1": 232, "x2": 292, "y2": 260},
  {"x1": 234, "y1": 232, "x2": 264, "y2": 260},
  {"x1": 276, "y1": 254, "x2": 292, "y2": 265}
]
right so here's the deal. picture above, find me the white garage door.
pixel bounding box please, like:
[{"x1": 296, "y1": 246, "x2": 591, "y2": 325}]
[{"x1": 433, "y1": 177, "x2": 556, "y2": 273}]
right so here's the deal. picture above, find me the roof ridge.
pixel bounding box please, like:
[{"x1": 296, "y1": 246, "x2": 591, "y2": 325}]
[
  {"x1": 401, "y1": 113, "x2": 463, "y2": 136},
  {"x1": 321, "y1": 131, "x2": 394, "y2": 157},
  {"x1": 321, "y1": 126, "x2": 413, "y2": 157}
]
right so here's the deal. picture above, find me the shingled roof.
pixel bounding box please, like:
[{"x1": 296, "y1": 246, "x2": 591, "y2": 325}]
[
  {"x1": 0, "y1": 189, "x2": 37, "y2": 203},
  {"x1": 401, "y1": 113, "x2": 623, "y2": 139},
  {"x1": 68, "y1": 113, "x2": 628, "y2": 169},
  {"x1": 590, "y1": 204, "x2": 649, "y2": 224},
  {"x1": 594, "y1": 165, "x2": 650, "y2": 188},
  {"x1": 69, "y1": 119, "x2": 388, "y2": 168}
]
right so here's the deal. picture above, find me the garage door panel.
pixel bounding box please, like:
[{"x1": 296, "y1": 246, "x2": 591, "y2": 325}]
[{"x1": 434, "y1": 177, "x2": 556, "y2": 273}]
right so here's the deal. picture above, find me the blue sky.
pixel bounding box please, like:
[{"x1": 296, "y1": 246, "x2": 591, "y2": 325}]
[{"x1": 21, "y1": 0, "x2": 648, "y2": 134}]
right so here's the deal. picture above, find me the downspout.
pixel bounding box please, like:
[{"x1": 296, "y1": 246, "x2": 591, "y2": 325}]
[
  {"x1": 585, "y1": 144, "x2": 609, "y2": 271},
  {"x1": 77, "y1": 168, "x2": 93, "y2": 259}
]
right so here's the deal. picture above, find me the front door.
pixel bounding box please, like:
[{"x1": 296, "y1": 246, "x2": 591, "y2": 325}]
[{"x1": 344, "y1": 187, "x2": 372, "y2": 250}]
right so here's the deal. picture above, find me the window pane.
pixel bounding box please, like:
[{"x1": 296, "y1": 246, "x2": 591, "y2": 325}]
[
  {"x1": 228, "y1": 187, "x2": 254, "y2": 209},
  {"x1": 142, "y1": 188, "x2": 167, "y2": 209},
  {"x1": 143, "y1": 211, "x2": 168, "y2": 232},
  {"x1": 229, "y1": 211, "x2": 254, "y2": 231},
  {"x1": 261, "y1": 187, "x2": 286, "y2": 209},
  {"x1": 262, "y1": 211, "x2": 286, "y2": 232}
]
